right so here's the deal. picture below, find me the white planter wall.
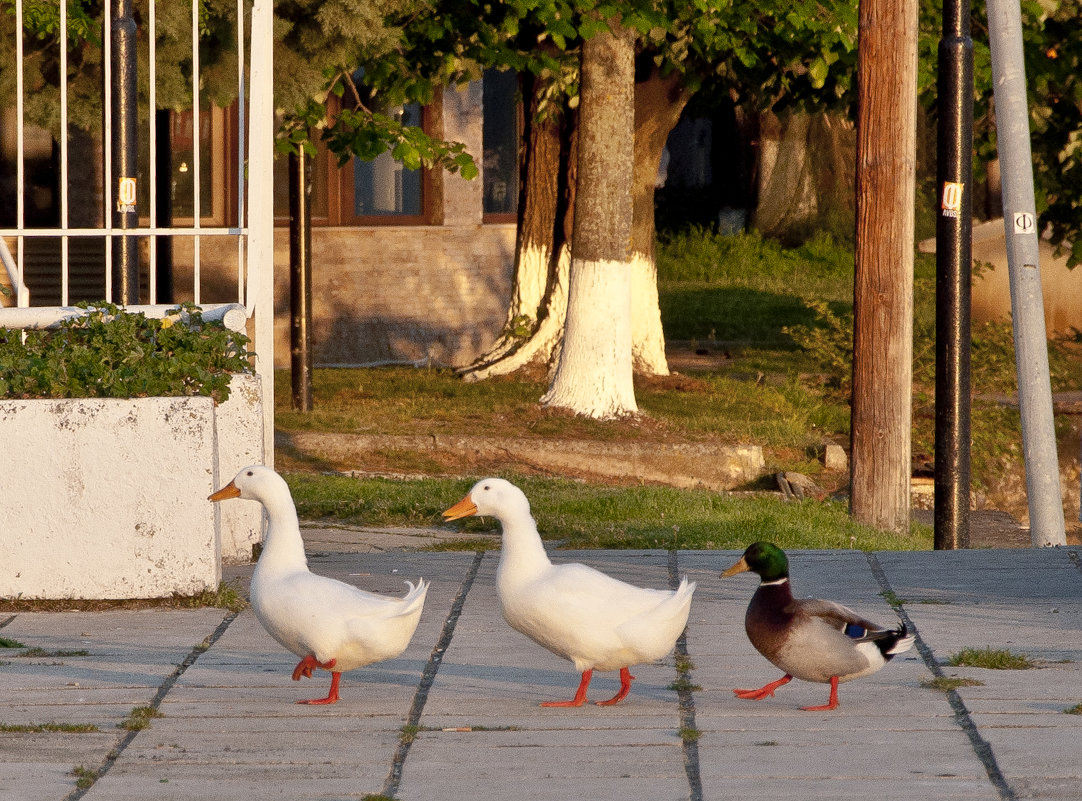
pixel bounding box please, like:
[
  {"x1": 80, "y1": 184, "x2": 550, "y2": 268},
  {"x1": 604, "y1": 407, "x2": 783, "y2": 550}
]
[{"x1": 0, "y1": 375, "x2": 264, "y2": 599}]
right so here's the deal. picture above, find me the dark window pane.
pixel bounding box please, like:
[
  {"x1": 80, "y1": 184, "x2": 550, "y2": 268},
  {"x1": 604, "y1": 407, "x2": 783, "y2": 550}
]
[{"x1": 482, "y1": 69, "x2": 518, "y2": 216}]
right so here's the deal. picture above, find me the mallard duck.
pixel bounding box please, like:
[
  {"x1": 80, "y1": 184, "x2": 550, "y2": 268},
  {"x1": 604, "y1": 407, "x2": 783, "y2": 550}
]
[
  {"x1": 209, "y1": 466, "x2": 428, "y2": 704},
  {"x1": 442, "y1": 477, "x2": 695, "y2": 707},
  {"x1": 722, "y1": 541, "x2": 914, "y2": 711}
]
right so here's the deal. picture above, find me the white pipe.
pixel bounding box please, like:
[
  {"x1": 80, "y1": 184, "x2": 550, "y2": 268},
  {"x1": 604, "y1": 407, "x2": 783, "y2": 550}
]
[
  {"x1": 103, "y1": 0, "x2": 114, "y2": 301},
  {"x1": 248, "y1": 0, "x2": 276, "y2": 466},
  {"x1": 148, "y1": 0, "x2": 158, "y2": 302},
  {"x1": 192, "y1": 0, "x2": 202, "y2": 305},
  {"x1": 59, "y1": 0, "x2": 70, "y2": 305},
  {"x1": 14, "y1": 0, "x2": 24, "y2": 302},
  {"x1": 0, "y1": 303, "x2": 249, "y2": 333},
  {"x1": 0, "y1": 238, "x2": 30, "y2": 306}
]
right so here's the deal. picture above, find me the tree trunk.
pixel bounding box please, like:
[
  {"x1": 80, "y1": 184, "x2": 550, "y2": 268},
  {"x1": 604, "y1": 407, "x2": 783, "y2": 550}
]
[
  {"x1": 850, "y1": 0, "x2": 918, "y2": 532},
  {"x1": 542, "y1": 22, "x2": 637, "y2": 419},
  {"x1": 461, "y1": 75, "x2": 576, "y2": 382},
  {"x1": 464, "y1": 55, "x2": 691, "y2": 386},
  {"x1": 630, "y1": 67, "x2": 690, "y2": 376}
]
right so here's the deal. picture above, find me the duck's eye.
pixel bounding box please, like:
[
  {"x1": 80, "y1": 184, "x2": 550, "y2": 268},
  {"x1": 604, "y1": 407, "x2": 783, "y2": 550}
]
[{"x1": 246, "y1": 470, "x2": 254, "y2": 477}]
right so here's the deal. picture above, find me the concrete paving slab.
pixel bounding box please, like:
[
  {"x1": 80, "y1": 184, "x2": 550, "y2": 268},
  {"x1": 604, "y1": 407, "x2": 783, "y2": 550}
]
[{"x1": 3, "y1": 546, "x2": 1082, "y2": 801}]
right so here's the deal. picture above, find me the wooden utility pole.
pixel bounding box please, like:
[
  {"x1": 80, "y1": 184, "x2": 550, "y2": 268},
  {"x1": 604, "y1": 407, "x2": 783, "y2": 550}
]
[{"x1": 851, "y1": 0, "x2": 918, "y2": 532}]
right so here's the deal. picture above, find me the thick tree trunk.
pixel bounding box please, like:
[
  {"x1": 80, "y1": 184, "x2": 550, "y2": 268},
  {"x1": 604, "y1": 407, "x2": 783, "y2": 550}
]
[
  {"x1": 850, "y1": 0, "x2": 918, "y2": 532},
  {"x1": 461, "y1": 75, "x2": 575, "y2": 382},
  {"x1": 630, "y1": 68, "x2": 690, "y2": 376},
  {"x1": 464, "y1": 57, "x2": 691, "y2": 386},
  {"x1": 542, "y1": 22, "x2": 637, "y2": 418}
]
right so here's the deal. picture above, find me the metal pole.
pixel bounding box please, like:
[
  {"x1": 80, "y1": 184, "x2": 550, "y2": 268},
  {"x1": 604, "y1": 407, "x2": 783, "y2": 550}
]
[
  {"x1": 987, "y1": 0, "x2": 1065, "y2": 547},
  {"x1": 154, "y1": 109, "x2": 174, "y2": 304},
  {"x1": 289, "y1": 149, "x2": 313, "y2": 412},
  {"x1": 111, "y1": 0, "x2": 139, "y2": 304},
  {"x1": 933, "y1": 0, "x2": 973, "y2": 549}
]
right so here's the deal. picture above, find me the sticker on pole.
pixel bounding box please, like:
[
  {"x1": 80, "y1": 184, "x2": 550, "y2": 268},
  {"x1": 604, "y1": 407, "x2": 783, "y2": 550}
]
[
  {"x1": 940, "y1": 182, "x2": 964, "y2": 218},
  {"x1": 1013, "y1": 212, "x2": 1035, "y2": 234},
  {"x1": 116, "y1": 177, "x2": 137, "y2": 214}
]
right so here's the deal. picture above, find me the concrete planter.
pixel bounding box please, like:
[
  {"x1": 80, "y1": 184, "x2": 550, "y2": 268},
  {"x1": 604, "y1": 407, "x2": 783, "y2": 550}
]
[{"x1": 0, "y1": 375, "x2": 263, "y2": 600}]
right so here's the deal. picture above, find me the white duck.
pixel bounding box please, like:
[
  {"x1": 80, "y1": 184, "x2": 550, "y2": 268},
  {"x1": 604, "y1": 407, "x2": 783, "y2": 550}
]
[
  {"x1": 443, "y1": 478, "x2": 696, "y2": 707},
  {"x1": 209, "y1": 466, "x2": 428, "y2": 705}
]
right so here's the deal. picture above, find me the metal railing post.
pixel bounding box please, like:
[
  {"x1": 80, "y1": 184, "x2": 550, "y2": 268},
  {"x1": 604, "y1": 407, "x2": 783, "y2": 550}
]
[
  {"x1": 111, "y1": 0, "x2": 139, "y2": 304},
  {"x1": 290, "y1": 149, "x2": 314, "y2": 412}
]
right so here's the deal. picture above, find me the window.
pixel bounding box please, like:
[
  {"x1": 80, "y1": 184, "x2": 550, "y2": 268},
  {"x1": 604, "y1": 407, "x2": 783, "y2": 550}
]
[
  {"x1": 482, "y1": 69, "x2": 520, "y2": 221},
  {"x1": 273, "y1": 99, "x2": 433, "y2": 226},
  {"x1": 353, "y1": 102, "x2": 423, "y2": 217}
]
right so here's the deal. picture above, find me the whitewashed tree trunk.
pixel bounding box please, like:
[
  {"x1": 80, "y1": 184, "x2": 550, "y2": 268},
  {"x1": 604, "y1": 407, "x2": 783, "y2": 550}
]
[
  {"x1": 463, "y1": 243, "x2": 570, "y2": 382},
  {"x1": 541, "y1": 258, "x2": 636, "y2": 416},
  {"x1": 542, "y1": 21, "x2": 637, "y2": 419},
  {"x1": 630, "y1": 252, "x2": 668, "y2": 374}
]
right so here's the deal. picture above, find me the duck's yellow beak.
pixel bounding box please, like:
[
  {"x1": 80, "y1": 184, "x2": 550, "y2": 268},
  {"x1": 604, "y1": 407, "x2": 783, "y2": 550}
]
[
  {"x1": 208, "y1": 481, "x2": 241, "y2": 502},
  {"x1": 721, "y1": 555, "x2": 750, "y2": 578},
  {"x1": 442, "y1": 496, "x2": 478, "y2": 521}
]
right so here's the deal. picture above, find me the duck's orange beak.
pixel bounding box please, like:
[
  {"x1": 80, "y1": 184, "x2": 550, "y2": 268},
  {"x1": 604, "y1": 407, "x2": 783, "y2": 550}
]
[
  {"x1": 208, "y1": 481, "x2": 241, "y2": 502},
  {"x1": 442, "y1": 496, "x2": 478, "y2": 521},
  {"x1": 721, "y1": 555, "x2": 750, "y2": 578}
]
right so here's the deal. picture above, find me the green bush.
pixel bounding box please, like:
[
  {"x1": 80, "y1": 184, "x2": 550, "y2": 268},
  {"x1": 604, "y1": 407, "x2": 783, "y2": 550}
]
[{"x1": 0, "y1": 302, "x2": 253, "y2": 402}]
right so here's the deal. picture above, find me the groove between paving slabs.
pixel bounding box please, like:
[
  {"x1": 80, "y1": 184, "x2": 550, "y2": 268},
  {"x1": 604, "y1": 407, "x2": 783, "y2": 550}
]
[
  {"x1": 381, "y1": 550, "x2": 484, "y2": 799},
  {"x1": 864, "y1": 552, "x2": 1017, "y2": 801},
  {"x1": 66, "y1": 610, "x2": 241, "y2": 801},
  {"x1": 670, "y1": 550, "x2": 704, "y2": 801}
]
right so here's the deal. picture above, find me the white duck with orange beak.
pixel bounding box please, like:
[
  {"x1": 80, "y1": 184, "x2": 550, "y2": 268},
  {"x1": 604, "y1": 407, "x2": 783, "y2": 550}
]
[
  {"x1": 443, "y1": 477, "x2": 695, "y2": 707},
  {"x1": 210, "y1": 466, "x2": 428, "y2": 704}
]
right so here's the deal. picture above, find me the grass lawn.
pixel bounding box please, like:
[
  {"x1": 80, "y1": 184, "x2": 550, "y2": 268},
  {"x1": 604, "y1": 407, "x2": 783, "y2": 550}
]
[{"x1": 274, "y1": 229, "x2": 1082, "y2": 551}]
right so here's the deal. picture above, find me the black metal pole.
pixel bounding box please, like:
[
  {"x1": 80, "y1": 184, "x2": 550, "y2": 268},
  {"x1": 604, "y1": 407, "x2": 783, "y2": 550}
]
[
  {"x1": 289, "y1": 149, "x2": 313, "y2": 412},
  {"x1": 154, "y1": 108, "x2": 174, "y2": 304},
  {"x1": 934, "y1": 0, "x2": 974, "y2": 549},
  {"x1": 111, "y1": 0, "x2": 139, "y2": 304}
]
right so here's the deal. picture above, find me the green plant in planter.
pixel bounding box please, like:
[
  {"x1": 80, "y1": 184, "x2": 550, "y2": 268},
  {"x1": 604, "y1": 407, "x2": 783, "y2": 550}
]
[{"x1": 0, "y1": 302, "x2": 253, "y2": 402}]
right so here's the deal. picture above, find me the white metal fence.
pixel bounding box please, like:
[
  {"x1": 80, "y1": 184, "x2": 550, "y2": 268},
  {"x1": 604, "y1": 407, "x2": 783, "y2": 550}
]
[{"x1": 0, "y1": 0, "x2": 275, "y2": 459}]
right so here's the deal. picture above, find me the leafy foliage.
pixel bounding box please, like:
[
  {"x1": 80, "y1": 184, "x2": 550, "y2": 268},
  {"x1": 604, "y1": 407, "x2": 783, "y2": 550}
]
[
  {"x1": 0, "y1": 303, "x2": 252, "y2": 401},
  {"x1": 0, "y1": 0, "x2": 240, "y2": 135}
]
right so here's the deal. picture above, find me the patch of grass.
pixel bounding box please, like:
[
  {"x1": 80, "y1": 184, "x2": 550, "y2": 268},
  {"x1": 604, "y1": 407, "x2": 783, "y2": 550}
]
[
  {"x1": 287, "y1": 473, "x2": 932, "y2": 552},
  {"x1": 922, "y1": 677, "x2": 985, "y2": 692},
  {"x1": 16, "y1": 648, "x2": 90, "y2": 658},
  {"x1": 119, "y1": 706, "x2": 163, "y2": 731},
  {"x1": 946, "y1": 648, "x2": 1036, "y2": 670},
  {"x1": 399, "y1": 724, "x2": 422, "y2": 744},
  {"x1": 668, "y1": 677, "x2": 702, "y2": 693},
  {"x1": 0, "y1": 722, "x2": 100, "y2": 733},
  {"x1": 678, "y1": 726, "x2": 702, "y2": 743},
  {"x1": 0, "y1": 636, "x2": 25, "y2": 648},
  {"x1": 0, "y1": 582, "x2": 247, "y2": 613},
  {"x1": 880, "y1": 590, "x2": 907, "y2": 608},
  {"x1": 71, "y1": 765, "x2": 97, "y2": 790},
  {"x1": 1064, "y1": 703, "x2": 1082, "y2": 715},
  {"x1": 171, "y1": 581, "x2": 248, "y2": 613},
  {"x1": 270, "y1": 229, "x2": 1082, "y2": 523},
  {"x1": 754, "y1": 740, "x2": 779, "y2": 746}
]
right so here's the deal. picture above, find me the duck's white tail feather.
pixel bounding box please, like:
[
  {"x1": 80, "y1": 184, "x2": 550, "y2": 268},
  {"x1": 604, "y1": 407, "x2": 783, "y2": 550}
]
[
  {"x1": 886, "y1": 631, "x2": 916, "y2": 655},
  {"x1": 392, "y1": 579, "x2": 429, "y2": 618}
]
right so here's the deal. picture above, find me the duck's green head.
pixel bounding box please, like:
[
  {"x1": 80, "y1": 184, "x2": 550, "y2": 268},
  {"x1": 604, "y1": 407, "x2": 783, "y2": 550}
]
[{"x1": 721, "y1": 541, "x2": 790, "y2": 582}]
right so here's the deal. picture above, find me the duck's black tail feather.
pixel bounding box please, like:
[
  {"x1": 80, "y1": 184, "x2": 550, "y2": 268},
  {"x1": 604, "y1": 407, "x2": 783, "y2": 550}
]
[{"x1": 874, "y1": 623, "x2": 916, "y2": 661}]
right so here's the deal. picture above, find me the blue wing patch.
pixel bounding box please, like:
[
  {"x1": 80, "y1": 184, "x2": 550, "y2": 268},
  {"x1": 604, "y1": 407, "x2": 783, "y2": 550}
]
[{"x1": 844, "y1": 622, "x2": 867, "y2": 639}]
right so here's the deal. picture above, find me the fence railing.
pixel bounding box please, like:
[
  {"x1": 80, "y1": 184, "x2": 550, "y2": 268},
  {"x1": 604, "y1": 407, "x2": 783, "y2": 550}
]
[{"x1": 0, "y1": 0, "x2": 275, "y2": 461}]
